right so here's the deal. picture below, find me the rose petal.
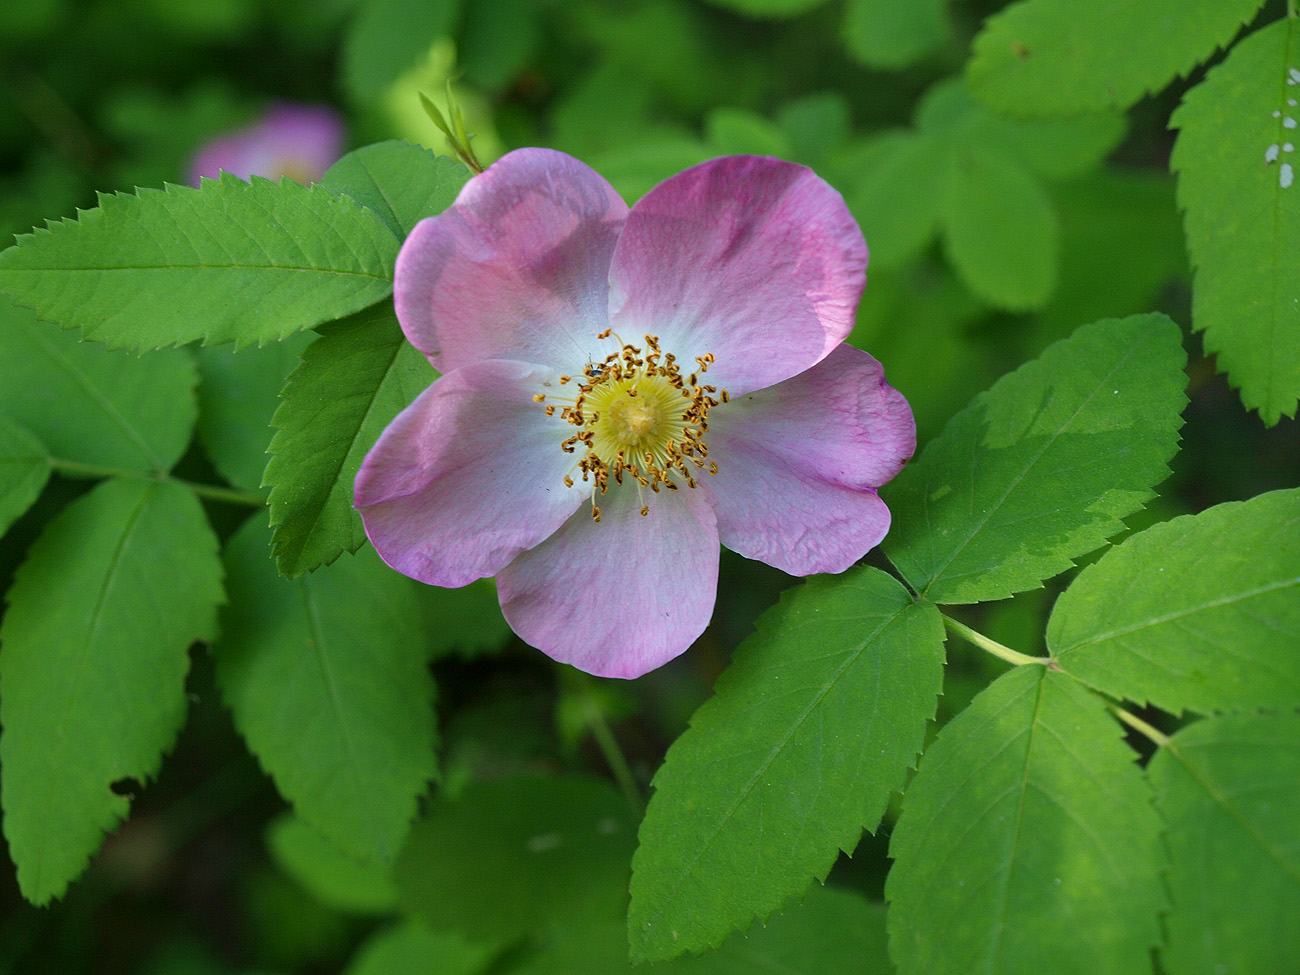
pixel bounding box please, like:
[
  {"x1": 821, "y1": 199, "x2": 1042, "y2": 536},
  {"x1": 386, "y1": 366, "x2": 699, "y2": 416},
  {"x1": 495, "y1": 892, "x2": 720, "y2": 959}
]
[
  {"x1": 699, "y1": 346, "x2": 913, "y2": 575},
  {"x1": 496, "y1": 486, "x2": 719, "y2": 679},
  {"x1": 394, "y1": 148, "x2": 629, "y2": 374},
  {"x1": 712, "y1": 344, "x2": 916, "y2": 490},
  {"x1": 607, "y1": 155, "x2": 867, "y2": 396},
  {"x1": 355, "y1": 360, "x2": 585, "y2": 587}
]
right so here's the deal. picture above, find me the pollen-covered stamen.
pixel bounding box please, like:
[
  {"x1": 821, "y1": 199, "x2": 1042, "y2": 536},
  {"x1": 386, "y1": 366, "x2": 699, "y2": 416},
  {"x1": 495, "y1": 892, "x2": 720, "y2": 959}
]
[{"x1": 543, "y1": 334, "x2": 725, "y2": 514}]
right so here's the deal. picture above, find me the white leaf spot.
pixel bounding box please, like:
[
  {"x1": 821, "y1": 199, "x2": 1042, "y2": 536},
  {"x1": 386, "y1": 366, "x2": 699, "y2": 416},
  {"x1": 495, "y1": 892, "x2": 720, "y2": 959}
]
[
  {"x1": 1286, "y1": 143, "x2": 1295, "y2": 153},
  {"x1": 1267, "y1": 143, "x2": 1281, "y2": 163},
  {"x1": 1282, "y1": 163, "x2": 1295, "y2": 189},
  {"x1": 1286, "y1": 117, "x2": 1298, "y2": 129},
  {"x1": 1274, "y1": 110, "x2": 1284, "y2": 118}
]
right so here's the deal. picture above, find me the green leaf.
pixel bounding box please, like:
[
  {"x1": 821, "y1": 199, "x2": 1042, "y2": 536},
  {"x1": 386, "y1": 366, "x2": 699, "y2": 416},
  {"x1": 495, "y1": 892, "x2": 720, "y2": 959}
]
[
  {"x1": 0, "y1": 479, "x2": 221, "y2": 904},
  {"x1": 1148, "y1": 711, "x2": 1300, "y2": 975},
  {"x1": 342, "y1": 0, "x2": 462, "y2": 104},
  {"x1": 506, "y1": 886, "x2": 891, "y2": 974},
  {"x1": 265, "y1": 304, "x2": 435, "y2": 577},
  {"x1": 0, "y1": 298, "x2": 197, "y2": 471},
  {"x1": 395, "y1": 775, "x2": 638, "y2": 944},
  {"x1": 320, "y1": 141, "x2": 469, "y2": 240},
  {"x1": 196, "y1": 334, "x2": 312, "y2": 493},
  {"x1": 842, "y1": 0, "x2": 951, "y2": 70},
  {"x1": 942, "y1": 146, "x2": 1058, "y2": 309},
  {"x1": 344, "y1": 923, "x2": 497, "y2": 975},
  {"x1": 420, "y1": 579, "x2": 511, "y2": 660},
  {"x1": 267, "y1": 814, "x2": 399, "y2": 914},
  {"x1": 0, "y1": 175, "x2": 397, "y2": 352},
  {"x1": 0, "y1": 417, "x2": 50, "y2": 537},
  {"x1": 704, "y1": 108, "x2": 793, "y2": 158},
  {"x1": 459, "y1": 0, "x2": 542, "y2": 90},
  {"x1": 886, "y1": 666, "x2": 1166, "y2": 975},
  {"x1": 1172, "y1": 17, "x2": 1300, "y2": 424},
  {"x1": 215, "y1": 515, "x2": 436, "y2": 863},
  {"x1": 966, "y1": 0, "x2": 1266, "y2": 117},
  {"x1": 884, "y1": 314, "x2": 1187, "y2": 604},
  {"x1": 628, "y1": 567, "x2": 945, "y2": 962},
  {"x1": 776, "y1": 93, "x2": 851, "y2": 167},
  {"x1": 1048, "y1": 489, "x2": 1300, "y2": 714}
]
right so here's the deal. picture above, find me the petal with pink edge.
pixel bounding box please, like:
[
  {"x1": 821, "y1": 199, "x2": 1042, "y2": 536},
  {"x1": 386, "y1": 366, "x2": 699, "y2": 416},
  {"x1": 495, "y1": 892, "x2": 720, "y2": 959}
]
[
  {"x1": 711, "y1": 344, "x2": 916, "y2": 491},
  {"x1": 355, "y1": 360, "x2": 585, "y2": 588},
  {"x1": 607, "y1": 155, "x2": 867, "y2": 396},
  {"x1": 496, "y1": 486, "x2": 719, "y2": 679},
  {"x1": 394, "y1": 148, "x2": 629, "y2": 374}
]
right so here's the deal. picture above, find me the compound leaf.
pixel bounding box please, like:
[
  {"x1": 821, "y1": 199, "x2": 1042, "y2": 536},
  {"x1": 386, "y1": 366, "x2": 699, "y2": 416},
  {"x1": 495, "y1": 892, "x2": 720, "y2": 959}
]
[
  {"x1": 215, "y1": 515, "x2": 436, "y2": 863},
  {"x1": 1148, "y1": 711, "x2": 1300, "y2": 975},
  {"x1": 887, "y1": 666, "x2": 1166, "y2": 975},
  {"x1": 1049, "y1": 488, "x2": 1300, "y2": 714},
  {"x1": 265, "y1": 303, "x2": 434, "y2": 577},
  {"x1": 1173, "y1": 17, "x2": 1300, "y2": 423},
  {"x1": 0, "y1": 479, "x2": 221, "y2": 904},
  {"x1": 628, "y1": 567, "x2": 945, "y2": 961},
  {"x1": 0, "y1": 175, "x2": 397, "y2": 352},
  {"x1": 884, "y1": 314, "x2": 1186, "y2": 604}
]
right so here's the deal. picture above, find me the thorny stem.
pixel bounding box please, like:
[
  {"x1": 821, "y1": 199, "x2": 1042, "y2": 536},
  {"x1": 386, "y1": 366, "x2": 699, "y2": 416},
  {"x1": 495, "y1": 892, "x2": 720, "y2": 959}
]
[
  {"x1": 574, "y1": 674, "x2": 645, "y2": 815},
  {"x1": 1110, "y1": 705, "x2": 1172, "y2": 749},
  {"x1": 49, "y1": 458, "x2": 265, "y2": 507},
  {"x1": 941, "y1": 613, "x2": 1052, "y2": 668}
]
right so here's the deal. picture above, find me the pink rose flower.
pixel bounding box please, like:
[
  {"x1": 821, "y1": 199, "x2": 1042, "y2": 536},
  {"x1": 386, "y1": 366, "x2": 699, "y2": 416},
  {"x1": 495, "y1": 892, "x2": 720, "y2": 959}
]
[
  {"x1": 189, "y1": 103, "x2": 344, "y2": 185},
  {"x1": 355, "y1": 149, "x2": 915, "y2": 679}
]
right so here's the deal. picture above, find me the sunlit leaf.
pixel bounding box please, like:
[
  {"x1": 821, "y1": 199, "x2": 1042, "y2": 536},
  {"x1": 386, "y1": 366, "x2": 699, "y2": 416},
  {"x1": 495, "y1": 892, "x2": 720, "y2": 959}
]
[
  {"x1": 1173, "y1": 17, "x2": 1300, "y2": 423},
  {"x1": 629, "y1": 567, "x2": 945, "y2": 961},
  {"x1": 1049, "y1": 488, "x2": 1300, "y2": 714},
  {"x1": 885, "y1": 314, "x2": 1186, "y2": 604},
  {"x1": 0, "y1": 175, "x2": 396, "y2": 351},
  {"x1": 320, "y1": 140, "x2": 469, "y2": 239},
  {"x1": 887, "y1": 666, "x2": 1166, "y2": 975},
  {"x1": 1148, "y1": 711, "x2": 1300, "y2": 975}
]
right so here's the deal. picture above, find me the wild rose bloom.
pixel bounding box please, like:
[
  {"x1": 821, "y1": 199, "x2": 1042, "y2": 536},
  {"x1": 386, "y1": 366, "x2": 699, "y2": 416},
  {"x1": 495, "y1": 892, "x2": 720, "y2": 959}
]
[
  {"x1": 188, "y1": 103, "x2": 344, "y2": 185},
  {"x1": 355, "y1": 149, "x2": 915, "y2": 679}
]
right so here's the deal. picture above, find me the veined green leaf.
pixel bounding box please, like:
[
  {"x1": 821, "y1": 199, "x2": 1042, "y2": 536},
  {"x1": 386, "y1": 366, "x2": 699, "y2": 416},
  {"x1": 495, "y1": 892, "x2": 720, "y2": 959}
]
[
  {"x1": 395, "y1": 776, "x2": 637, "y2": 944},
  {"x1": 884, "y1": 314, "x2": 1187, "y2": 604},
  {"x1": 886, "y1": 667, "x2": 1166, "y2": 975},
  {"x1": 215, "y1": 516, "x2": 436, "y2": 863},
  {"x1": 0, "y1": 175, "x2": 397, "y2": 352},
  {"x1": 841, "y1": 0, "x2": 951, "y2": 70},
  {"x1": 1172, "y1": 17, "x2": 1300, "y2": 423},
  {"x1": 1148, "y1": 711, "x2": 1300, "y2": 975},
  {"x1": 967, "y1": 0, "x2": 1266, "y2": 117},
  {"x1": 628, "y1": 567, "x2": 945, "y2": 961},
  {"x1": 196, "y1": 334, "x2": 312, "y2": 493},
  {"x1": 1048, "y1": 488, "x2": 1300, "y2": 714},
  {"x1": 265, "y1": 304, "x2": 435, "y2": 577},
  {"x1": 0, "y1": 479, "x2": 221, "y2": 904},
  {"x1": 320, "y1": 141, "x2": 469, "y2": 239},
  {"x1": 0, "y1": 417, "x2": 50, "y2": 537},
  {"x1": 0, "y1": 298, "x2": 196, "y2": 472}
]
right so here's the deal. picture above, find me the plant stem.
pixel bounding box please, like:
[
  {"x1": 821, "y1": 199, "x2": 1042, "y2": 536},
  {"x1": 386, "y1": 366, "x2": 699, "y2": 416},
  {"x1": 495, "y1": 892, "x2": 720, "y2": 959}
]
[
  {"x1": 49, "y1": 458, "x2": 265, "y2": 507},
  {"x1": 575, "y1": 677, "x2": 644, "y2": 815},
  {"x1": 1110, "y1": 705, "x2": 1171, "y2": 749},
  {"x1": 941, "y1": 614, "x2": 1050, "y2": 667}
]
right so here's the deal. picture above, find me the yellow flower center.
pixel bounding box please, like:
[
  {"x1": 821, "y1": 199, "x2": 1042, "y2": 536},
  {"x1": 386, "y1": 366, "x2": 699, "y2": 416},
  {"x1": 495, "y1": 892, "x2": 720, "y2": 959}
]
[{"x1": 535, "y1": 332, "x2": 727, "y2": 521}]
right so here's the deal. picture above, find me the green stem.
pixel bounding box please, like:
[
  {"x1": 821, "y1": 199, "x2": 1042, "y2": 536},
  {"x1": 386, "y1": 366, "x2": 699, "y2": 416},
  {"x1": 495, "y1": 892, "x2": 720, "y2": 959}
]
[
  {"x1": 1110, "y1": 705, "x2": 1171, "y2": 749},
  {"x1": 941, "y1": 614, "x2": 1050, "y2": 667},
  {"x1": 575, "y1": 676, "x2": 644, "y2": 815},
  {"x1": 49, "y1": 458, "x2": 265, "y2": 507}
]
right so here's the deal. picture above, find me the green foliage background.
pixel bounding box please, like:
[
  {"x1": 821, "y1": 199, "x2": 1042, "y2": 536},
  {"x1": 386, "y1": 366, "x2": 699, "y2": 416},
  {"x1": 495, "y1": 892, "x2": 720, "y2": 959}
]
[{"x1": 0, "y1": 0, "x2": 1297, "y2": 973}]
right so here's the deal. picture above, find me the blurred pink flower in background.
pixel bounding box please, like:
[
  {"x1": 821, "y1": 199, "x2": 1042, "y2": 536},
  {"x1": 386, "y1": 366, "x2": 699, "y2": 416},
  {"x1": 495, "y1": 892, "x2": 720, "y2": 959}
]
[{"x1": 188, "y1": 102, "x2": 344, "y2": 185}]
